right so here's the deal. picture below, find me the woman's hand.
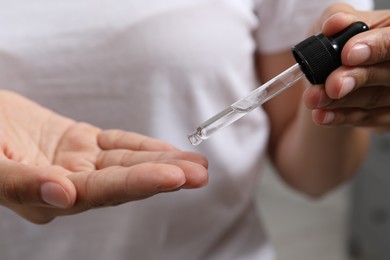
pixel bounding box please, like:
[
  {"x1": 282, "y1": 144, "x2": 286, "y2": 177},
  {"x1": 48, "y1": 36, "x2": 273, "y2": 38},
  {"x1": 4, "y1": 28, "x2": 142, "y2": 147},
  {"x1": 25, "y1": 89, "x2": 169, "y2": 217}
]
[
  {"x1": 0, "y1": 90, "x2": 208, "y2": 223},
  {"x1": 303, "y1": 4, "x2": 390, "y2": 130}
]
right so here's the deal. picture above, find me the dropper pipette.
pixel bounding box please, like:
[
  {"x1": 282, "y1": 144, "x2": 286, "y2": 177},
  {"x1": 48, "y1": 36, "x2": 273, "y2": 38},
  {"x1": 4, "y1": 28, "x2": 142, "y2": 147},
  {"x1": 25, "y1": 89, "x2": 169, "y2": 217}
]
[
  {"x1": 188, "y1": 63, "x2": 304, "y2": 146},
  {"x1": 188, "y1": 21, "x2": 369, "y2": 146}
]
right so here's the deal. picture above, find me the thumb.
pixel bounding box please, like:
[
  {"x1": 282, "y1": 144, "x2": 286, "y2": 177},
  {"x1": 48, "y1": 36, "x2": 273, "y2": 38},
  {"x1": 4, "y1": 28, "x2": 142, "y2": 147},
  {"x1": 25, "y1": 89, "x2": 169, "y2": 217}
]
[
  {"x1": 322, "y1": 9, "x2": 390, "y2": 66},
  {"x1": 66, "y1": 163, "x2": 192, "y2": 212},
  {"x1": 0, "y1": 161, "x2": 76, "y2": 208}
]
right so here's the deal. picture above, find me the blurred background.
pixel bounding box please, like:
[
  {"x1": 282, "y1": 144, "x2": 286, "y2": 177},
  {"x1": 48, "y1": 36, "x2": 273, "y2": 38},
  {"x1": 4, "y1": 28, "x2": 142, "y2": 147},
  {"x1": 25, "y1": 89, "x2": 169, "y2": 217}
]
[{"x1": 256, "y1": 1, "x2": 390, "y2": 260}]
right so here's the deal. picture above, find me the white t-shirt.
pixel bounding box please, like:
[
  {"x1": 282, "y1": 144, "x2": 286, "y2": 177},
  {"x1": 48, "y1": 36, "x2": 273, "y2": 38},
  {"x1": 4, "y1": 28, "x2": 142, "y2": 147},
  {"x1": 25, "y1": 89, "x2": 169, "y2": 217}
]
[{"x1": 0, "y1": 0, "x2": 372, "y2": 259}]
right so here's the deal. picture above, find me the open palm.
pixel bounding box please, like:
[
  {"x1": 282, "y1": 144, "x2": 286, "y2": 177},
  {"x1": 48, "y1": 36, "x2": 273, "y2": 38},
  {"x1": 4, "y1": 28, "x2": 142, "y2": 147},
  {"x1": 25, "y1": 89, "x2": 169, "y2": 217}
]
[{"x1": 0, "y1": 91, "x2": 208, "y2": 223}]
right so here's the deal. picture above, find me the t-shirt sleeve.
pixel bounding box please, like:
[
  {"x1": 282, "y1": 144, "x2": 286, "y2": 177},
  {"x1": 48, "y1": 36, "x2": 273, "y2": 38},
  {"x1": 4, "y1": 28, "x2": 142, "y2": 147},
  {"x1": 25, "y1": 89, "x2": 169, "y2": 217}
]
[{"x1": 254, "y1": 0, "x2": 373, "y2": 54}]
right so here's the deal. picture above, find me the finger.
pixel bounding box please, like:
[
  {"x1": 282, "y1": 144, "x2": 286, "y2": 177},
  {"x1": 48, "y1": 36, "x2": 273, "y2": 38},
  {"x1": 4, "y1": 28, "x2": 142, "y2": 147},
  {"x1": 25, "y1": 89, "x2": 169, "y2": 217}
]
[
  {"x1": 98, "y1": 130, "x2": 178, "y2": 151},
  {"x1": 162, "y1": 159, "x2": 208, "y2": 189},
  {"x1": 66, "y1": 162, "x2": 208, "y2": 211},
  {"x1": 327, "y1": 9, "x2": 390, "y2": 66},
  {"x1": 302, "y1": 85, "x2": 332, "y2": 109},
  {"x1": 39, "y1": 160, "x2": 208, "y2": 219},
  {"x1": 313, "y1": 107, "x2": 390, "y2": 127},
  {"x1": 321, "y1": 10, "x2": 359, "y2": 36},
  {"x1": 96, "y1": 149, "x2": 208, "y2": 169},
  {"x1": 320, "y1": 9, "x2": 390, "y2": 66},
  {"x1": 325, "y1": 62, "x2": 390, "y2": 99},
  {"x1": 342, "y1": 27, "x2": 390, "y2": 66},
  {"x1": 321, "y1": 8, "x2": 390, "y2": 36},
  {"x1": 8, "y1": 205, "x2": 57, "y2": 224},
  {"x1": 323, "y1": 86, "x2": 390, "y2": 110},
  {"x1": 308, "y1": 3, "x2": 360, "y2": 36},
  {"x1": 0, "y1": 161, "x2": 76, "y2": 208}
]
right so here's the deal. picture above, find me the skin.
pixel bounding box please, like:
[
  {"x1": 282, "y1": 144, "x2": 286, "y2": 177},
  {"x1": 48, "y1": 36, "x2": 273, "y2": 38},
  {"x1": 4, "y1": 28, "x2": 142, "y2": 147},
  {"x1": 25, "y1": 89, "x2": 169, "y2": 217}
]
[
  {"x1": 0, "y1": 90, "x2": 208, "y2": 223},
  {"x1": 259, "y1": 4, "x2": 379, "y2": 198},
  {"x1": 2, "y1": 3, "x2": 385, "y2": 224},
  {"x1": 303, "y1": 4, "x2": 390, "y2": 130}
]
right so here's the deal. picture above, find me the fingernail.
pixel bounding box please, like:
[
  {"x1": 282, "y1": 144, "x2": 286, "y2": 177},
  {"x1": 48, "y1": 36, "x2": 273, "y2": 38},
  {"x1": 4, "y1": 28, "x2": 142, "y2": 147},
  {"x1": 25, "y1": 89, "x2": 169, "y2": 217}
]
[
  {"x1": 339, "y1": 77, "x2": 355, "y2": 98},
  {"x1": 347, "y1": 44, "x2": 370, "y2": 65},
  {"x1": 41, "y1": 182, "x2": 71, "y2": 208},
  {"x1": 322, "y1": 111, "x2": 335, "y2": 124}
]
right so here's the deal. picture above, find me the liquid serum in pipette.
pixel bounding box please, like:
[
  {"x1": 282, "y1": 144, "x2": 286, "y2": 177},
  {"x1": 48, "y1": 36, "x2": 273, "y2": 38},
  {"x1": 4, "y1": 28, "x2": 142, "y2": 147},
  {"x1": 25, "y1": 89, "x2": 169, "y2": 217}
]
[
  {"x1": 188, "y1": 64, "x2": 304, "y2": 146},
  {"x1": 188, "y1": 21, "x2": 369, "y2": 146}
]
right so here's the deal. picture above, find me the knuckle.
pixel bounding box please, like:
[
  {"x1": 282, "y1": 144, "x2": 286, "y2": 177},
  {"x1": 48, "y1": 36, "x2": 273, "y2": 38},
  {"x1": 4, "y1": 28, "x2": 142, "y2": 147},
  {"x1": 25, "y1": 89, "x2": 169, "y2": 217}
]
[
  {"x1": 357, "y1": 111, "x2": 373, "y2": 126},
  {"x1": 375, "y1": 31, "x2": 390, "y2": 63},
  {"x1": 322, "y1": 5, "x2": 340, "y2": 17},
  {"x1": 95, "y1": 151, "x2": 107, "y2": 170},
  {"x1": 1, "y1": 176, "x2": 23, "y2": 204},
  {"x1": 86, "y1": 198, "x2": 107, "y2": 208},
  {"x1": 356, "y1": 63, "x2": 390, "y2": 88},
  {"x1": 335, "y1": 109, "x2": 371, "y2": 126},
  {"x1": 119, "y1": 151, "x2": 135, "y2": 166},
  {"x1": 353, "y1": 67, "x2": 370, "y2": 88},
  {"x1": 343, "y1": 109, "x2": 371, "y2": 126},
  {"x1": 365, "y1": 66, "x2": 378, "y2": 85},
  {"x1": 83, "y1": 173, "x2": 108, "y2": 208},
  {"x1": 322, "y1": 4, "x2": 344, "y2": 17},
  {"x1": 366, "y1": 86, "x2": 389, "y2": 109}
]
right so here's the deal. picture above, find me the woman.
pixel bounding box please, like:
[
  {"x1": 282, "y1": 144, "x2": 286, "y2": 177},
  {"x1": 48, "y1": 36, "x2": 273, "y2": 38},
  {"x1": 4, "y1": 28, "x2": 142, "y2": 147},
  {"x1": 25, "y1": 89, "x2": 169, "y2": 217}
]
[{"x1": 0, "y1": 1, "x2": 378, "y2": 260}]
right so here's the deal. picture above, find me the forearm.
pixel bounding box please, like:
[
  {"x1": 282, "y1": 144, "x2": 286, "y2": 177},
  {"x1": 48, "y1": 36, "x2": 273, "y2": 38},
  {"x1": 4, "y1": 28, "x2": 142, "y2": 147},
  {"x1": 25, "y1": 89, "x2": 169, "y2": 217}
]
[{"x1": 273, "y1": 98, "x2": 369, "y2": 197}]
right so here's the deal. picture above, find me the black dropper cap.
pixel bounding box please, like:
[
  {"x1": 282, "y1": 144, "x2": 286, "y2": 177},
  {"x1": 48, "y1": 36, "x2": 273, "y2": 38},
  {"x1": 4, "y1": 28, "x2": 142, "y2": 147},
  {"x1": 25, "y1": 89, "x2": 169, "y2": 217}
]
[{"x1": 291, "y1": 21, "x2": 369, "y2": 85}]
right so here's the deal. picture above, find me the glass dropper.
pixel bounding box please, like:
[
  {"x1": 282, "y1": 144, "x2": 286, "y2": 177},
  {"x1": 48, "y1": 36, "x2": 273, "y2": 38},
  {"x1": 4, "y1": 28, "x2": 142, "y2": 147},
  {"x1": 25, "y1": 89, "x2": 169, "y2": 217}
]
[
  {"x1": 188, "y1": 21, "x2": 369, "y2": 146},
  {"x1": 188, "y1": 63, "x2": 304, "y2": 145}
]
